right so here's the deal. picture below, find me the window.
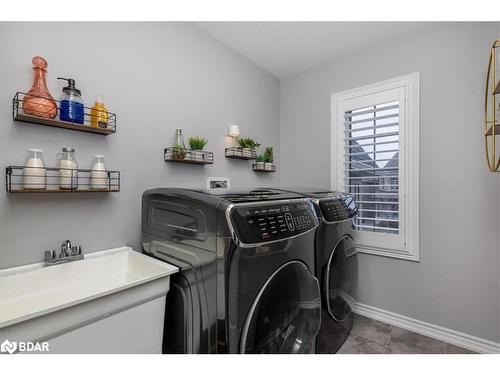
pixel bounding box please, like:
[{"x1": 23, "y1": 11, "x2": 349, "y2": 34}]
[
  {"x1": 346, "y1": 102, "x2": 400, "y2": 235},
  {"x1": 331, "y1": 73, "x2": 419, "y2": 261}
]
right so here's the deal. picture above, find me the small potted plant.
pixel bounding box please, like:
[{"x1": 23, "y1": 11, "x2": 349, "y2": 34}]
[
  {"x1": 172, "y1": 144, "x2": 187, "y2": 161},
  {"x1": 263, "y1": 146, "x2": 274, "y2": 170},
  {"x1": 255, "y1": 154, "x2": 265, "y2": 170},
  {"x1": 237, "y1": 137, "x2": 260, "y2": 158},
  {"x1": 188, "y1": 136, "x2": 208, "y2": 161}
]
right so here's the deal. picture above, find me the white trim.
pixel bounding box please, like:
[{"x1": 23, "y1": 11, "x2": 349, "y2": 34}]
[
  {"x1": 354, "y1": 245, "x2": 420, "y2": 262},
  {"x1": 331, "y1": 73, "x2": 420, "y2": 261},
  {"x1": 353, "y1": 302, "x2": 500, "y2": 354}
]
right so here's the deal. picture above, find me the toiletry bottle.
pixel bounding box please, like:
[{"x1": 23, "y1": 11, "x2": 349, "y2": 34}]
[
  {"x1": 57, "y1": 148, "x2": 78, "y2": 190},
  {"x1": 90, "y1": 97, "x2": 109, "y2": 129},
  {"x1": 90, "y1": 155, "x2": 108, "y2": 190},
  {"x1": 58, "y1": 78, "x2": 84, "y2": 124},
  {"x1": 23, "y1": 149, "x2": 47, "y2": 190}
]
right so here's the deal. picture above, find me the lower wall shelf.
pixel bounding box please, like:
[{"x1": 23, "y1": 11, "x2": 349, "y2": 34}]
[
  {"x1": 6, "y1": 166, "x2": 120, "y2": 193},
  {"x1": 252, "y1": 163, "x2": 276, "y2": 172}
]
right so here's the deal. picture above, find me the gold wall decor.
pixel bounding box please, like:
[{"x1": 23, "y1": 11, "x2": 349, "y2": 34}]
[{"x1": 484, "y1": 40, "x2": 500, "y2": 172}]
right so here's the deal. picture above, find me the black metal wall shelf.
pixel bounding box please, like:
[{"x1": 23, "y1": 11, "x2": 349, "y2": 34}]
[
  {"x1": 225, "y1": 147, "x2": 257, "y2": 160},
  {"x1": 6, "y1": 166, "x2": 120, "y2": 193},
  {"x1": 13, "y1": 92, "x2": 116, "y2": 135},
  {"x1": 252, "y1": 163, "x2": 276, "y2": 173},
  {"x1": 164, "y1": 148, "x2": 214, "y2": 165}
]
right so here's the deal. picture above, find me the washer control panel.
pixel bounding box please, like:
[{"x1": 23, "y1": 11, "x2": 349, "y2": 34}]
[
  {"x1": 230, "y1": 200, "x2": 319, "y2": 244},
  {"x1": 318, "y1": 194, "x2": 358, "y2": 222}
]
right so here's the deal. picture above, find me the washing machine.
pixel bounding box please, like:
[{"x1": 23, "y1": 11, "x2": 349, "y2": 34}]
[
  {"x1": 278, "y1": 188, "x2": 359, "y2": 353},
  {"x1": 142, "y1": 188, "x2": 322, "y2": 353}
]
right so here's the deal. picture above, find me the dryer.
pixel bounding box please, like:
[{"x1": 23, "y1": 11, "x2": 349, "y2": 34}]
[
  {"x1": 278, "y1": 188, "x2": 359, "y2": 353},
  {"x1": 142, "y1": 188, "x2": 321, "y2": 353}
]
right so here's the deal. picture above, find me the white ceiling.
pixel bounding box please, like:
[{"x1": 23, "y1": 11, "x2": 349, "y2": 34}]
[{"x1": 196, "y1": 22, "x2": 433, "y2": 79}]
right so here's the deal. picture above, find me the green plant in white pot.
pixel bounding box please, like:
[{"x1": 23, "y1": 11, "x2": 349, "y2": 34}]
[
  {"x1": 263, "y1": 147, "x2": 274, "y2": 170},
  {"x1": 188, "y1": 136, "x2": 208, "y2": 161},
  {"x1": 255, "y1": 154, "x2": 265, "y2": 170},
  {"x1": 237, "y1": 137, "x2": 260, "y2": 158}
]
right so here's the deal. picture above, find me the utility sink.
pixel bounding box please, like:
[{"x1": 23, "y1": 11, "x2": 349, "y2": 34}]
[{"x1": 0, "y1": 247, "x2": 178, "y2": 353}]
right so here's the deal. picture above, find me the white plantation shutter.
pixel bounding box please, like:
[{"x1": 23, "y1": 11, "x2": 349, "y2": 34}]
[
  {"x1": 332, "y1": 73, "x2": 420, "y2": 261},
  {"x1": 344, "y1": 102, "x2": 400, "y2": 235}
]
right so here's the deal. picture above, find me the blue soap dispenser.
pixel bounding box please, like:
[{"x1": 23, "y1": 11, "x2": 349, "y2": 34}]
[{"x1": 57, "y1": 77, "x2": 84, "y2": 124}]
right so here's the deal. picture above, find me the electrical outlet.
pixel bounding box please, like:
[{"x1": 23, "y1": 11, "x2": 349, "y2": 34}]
[{"x1": 207, "y1": 177, "x2": 230, "y2": 190}]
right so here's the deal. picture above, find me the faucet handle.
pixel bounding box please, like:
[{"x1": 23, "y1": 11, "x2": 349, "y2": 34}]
[
  {"x1": 44, "y1": 250, "x2": 53, "y2": 261},
  {"x1": 44, "y1": 250, "x2": 57, "y2": 261}
]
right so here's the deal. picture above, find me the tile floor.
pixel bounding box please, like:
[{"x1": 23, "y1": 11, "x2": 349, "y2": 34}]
[{"x1": 337, "y1": 315, "x2": 477, "y2": 354}]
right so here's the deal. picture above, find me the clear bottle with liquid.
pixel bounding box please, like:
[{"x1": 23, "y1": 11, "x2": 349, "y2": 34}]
[
  {"x1": 173, "y1": 128, "x2": 187, "y2": 160},
  {"x1": 90, "y1": 96, "x2": 109, "y2": 129},
  {"x1": 57, "y1": 148, "x2": 79, "y2": 190},
  {"x1": 58, "y1": 78, "x2": 84, "y2": 124}
]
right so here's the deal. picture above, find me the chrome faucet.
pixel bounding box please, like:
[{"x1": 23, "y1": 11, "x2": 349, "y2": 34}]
[{"x1": 44, "y1": 240, "x2": 84, "y2": 267}]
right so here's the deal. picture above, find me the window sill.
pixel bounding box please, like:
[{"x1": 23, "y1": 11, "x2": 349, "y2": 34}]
[{"x1": 356, "y1": 243, "x2": 420, "y2": 262}]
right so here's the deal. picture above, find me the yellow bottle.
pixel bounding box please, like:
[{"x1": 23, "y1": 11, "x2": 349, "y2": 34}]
[{"x1": 90, "y1": 97, "x2": 109, "y2": 129}]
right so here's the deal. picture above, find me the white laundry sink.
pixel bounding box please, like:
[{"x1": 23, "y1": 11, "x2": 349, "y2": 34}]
[{"x1": 0, "y1": 246, "x2": 177, "y2": 353}]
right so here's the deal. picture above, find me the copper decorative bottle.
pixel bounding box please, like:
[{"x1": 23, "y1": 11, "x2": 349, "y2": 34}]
[{"x1": 23, "y1": 56, "x2": 57, "y2": 119}]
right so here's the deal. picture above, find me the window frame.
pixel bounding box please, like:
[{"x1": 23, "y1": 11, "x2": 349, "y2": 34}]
[{"x1": 331, "y1": 73, "x2": 420, "y2": 261}]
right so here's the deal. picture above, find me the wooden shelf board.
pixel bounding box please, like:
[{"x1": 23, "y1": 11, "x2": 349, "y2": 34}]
[
  {"x1": 14, "y1": 114, "x2": 115, "y2": 135},
  {"x1": 252, "y1": 169, "x2": 276, "y2": 173},
  {"x1": 165, "y1": 158, "x2": 213, "y2": 165},
  {"x1": 225, "y1": 155, "x2": 256, "y2": 160},
  {"x1": 8, "y1": 189, "x2": 119, "y2": 193}
]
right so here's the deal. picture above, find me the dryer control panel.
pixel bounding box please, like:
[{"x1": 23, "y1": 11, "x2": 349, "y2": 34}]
[
  {"x1": 229, "y1": 199, "x2": 319, "y2": 245},
  {"x1": 318, "y1": 194, "x2": 358, "y2": 222}
]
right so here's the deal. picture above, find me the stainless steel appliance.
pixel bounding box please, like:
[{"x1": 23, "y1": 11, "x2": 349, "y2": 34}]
[
  {"x1": 142, "y1": 188, "x2": 321, "y2": 353},
  {"x1": 278, "y1": 188, "x2": 359, "y2": 353}
]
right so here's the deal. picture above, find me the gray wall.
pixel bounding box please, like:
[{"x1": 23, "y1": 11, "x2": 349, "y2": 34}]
[
  {"x1": 279, "y1": 23, "x2": 500, "y2": 342},
  {"x1": 0, "y1": 22, "x2": 280, "y2": 268},
  {"x1": 2, "y1": 21, "x2": 499, "y2": 344}
]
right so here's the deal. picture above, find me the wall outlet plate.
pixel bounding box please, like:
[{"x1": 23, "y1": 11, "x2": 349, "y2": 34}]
[{"x1": 207, "y1": 177, "x2": 230, "y2": 190}]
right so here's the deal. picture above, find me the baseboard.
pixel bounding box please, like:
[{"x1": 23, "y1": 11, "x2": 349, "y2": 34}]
[{"x1": 353, "y1": 302, "x2": 500, "y2": 354}]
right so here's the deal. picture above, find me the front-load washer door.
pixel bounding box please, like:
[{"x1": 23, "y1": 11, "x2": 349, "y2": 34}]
[
  {"x1": 239, "y1": 261, "x2": 321, "y2": 354},
  {"x1": 324, "y1": 235, "x2": 358, "y2": 322}
]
